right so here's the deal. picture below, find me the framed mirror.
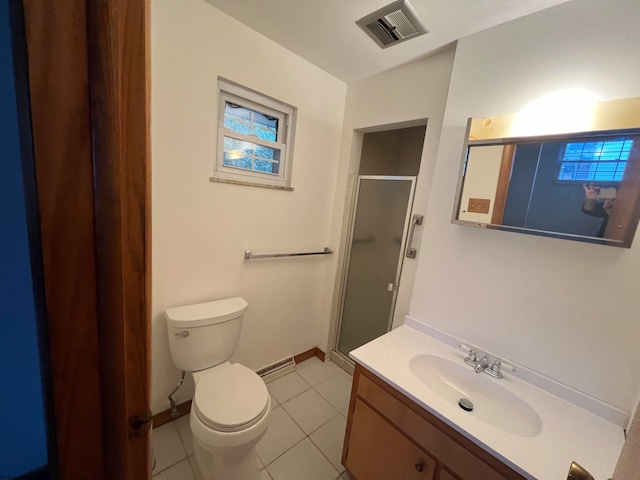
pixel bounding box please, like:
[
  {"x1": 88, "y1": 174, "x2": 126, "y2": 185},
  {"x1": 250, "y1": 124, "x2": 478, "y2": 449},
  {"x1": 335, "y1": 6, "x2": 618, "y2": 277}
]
[{"x1": 452, "y1": 98, "x2": 640, "y2": 247}]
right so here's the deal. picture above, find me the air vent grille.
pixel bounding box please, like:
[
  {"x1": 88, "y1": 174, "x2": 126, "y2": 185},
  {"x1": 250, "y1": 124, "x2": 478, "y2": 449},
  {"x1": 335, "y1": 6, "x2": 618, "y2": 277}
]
[
  {"x1": 365, "y1": 19, "x2": 399, "y2": 46},
  {"x1": 385, "y1": 9, "x2": 419, "y2": 38},
  {"x1": 256, "y1": 356, "x2": 295, "y2": 382},
  {"x1": 356, "y1": 0, "x2": 428, "y2": 49}
]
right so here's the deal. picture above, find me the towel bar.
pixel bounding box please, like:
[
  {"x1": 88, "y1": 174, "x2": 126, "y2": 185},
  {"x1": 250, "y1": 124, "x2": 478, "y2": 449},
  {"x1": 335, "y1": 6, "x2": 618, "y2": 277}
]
[{"x1": 244, "y1": 247, "x2": 332, "y2": 260}]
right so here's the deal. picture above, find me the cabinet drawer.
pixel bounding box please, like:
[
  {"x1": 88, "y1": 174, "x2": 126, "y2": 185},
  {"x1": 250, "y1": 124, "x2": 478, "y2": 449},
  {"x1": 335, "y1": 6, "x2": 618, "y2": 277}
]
[
  {"x1": 346, "y1": 398, "x2": 436, "y2": 480},
  {"x1": 354, "y1": 367, "x2": 521, "y2": 480}
]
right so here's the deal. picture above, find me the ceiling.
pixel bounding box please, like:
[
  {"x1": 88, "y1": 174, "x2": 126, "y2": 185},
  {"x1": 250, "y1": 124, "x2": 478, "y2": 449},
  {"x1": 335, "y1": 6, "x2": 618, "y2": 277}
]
[{"x1": 204, "y1": 0, "x2": 571, "y2": 84}]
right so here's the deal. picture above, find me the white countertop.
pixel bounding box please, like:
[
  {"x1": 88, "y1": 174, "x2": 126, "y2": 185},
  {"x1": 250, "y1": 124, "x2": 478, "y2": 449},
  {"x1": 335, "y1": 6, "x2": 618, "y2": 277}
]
[{"x1": 349, "y1": 324, "x2": 625, "y2": 480}]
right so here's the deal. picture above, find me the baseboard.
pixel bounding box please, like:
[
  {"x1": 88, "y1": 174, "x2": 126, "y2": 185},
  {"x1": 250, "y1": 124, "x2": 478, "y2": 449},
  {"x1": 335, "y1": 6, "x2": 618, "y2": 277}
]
[
  {"x1": 153, "y1": 400, "x2": 192, "y2": 429},
  {"x1": 294, "y1": 347, "x2": 325, "y2": 364},
  {"x1": 152, "y1": 347, "x2": 326, "y2": 429}
]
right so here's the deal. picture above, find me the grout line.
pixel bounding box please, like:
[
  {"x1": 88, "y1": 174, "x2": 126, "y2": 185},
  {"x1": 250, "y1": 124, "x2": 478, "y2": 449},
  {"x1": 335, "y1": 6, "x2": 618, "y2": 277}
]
[
  {"x1": 152, "y1": 423, "x2": 188, "y2": 477},
  {"x1": 261, "y1": 435, "x2": 307, "y2": 469},
  {"x1": 152, "y1": 456, "x2": 187, "y2": 477},
  {"x1": 262, "y1": 381, "x2": 342, "y2": 469},
  {"x1": 308, "y1": 427, "x2": 346, "y2": 475},
  {"x1": 174, "y1": 417, "x2": 191, "y2": 456}
]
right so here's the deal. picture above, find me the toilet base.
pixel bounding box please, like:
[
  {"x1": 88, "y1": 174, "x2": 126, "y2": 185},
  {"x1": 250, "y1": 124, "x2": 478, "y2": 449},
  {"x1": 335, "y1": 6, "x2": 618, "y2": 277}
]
[{"x1": 193, "y1": 435, "x2": 261, "y2": 480}]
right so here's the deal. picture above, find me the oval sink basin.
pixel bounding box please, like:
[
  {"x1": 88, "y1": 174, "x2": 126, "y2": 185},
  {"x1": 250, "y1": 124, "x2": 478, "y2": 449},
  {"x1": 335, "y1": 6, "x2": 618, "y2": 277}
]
[{"x1": 409, "y1": 354, "x2": 542, "y2": 438}]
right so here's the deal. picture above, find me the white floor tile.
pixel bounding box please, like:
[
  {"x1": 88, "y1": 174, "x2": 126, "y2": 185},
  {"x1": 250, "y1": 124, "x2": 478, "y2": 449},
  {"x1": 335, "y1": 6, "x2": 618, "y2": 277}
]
[
  {"x1": 152, "y1": 422, "x2": 187, "y2": 474},
  {"x1": 153, "y1": 359, "x2": 354, "y2": 480},
  {"x1": 174, "y1": 414, "x2": 193, "y2": 456},
  {"x1": 295, "y1": 357, "x2": 337, "y2": 386},
  {"x1": 282, "y1": 388, "x2": 340, "y2": 435},
  {"x1": 310, "y1": 415, "x2": 347, "y2": 472},
  {"x1": 267, "y1": 438, "x2": 339, "y2": 480},
  {"x1": 327, "y1": 361, "x2": 353, "y2": 381},
  {"x1": 189, "y1": 457, "x2": 203, "y2": 480},
  {"x1": 314, "y1": 375, "x2": 352, "y2": 412},
  {"x1": 256, "y1": 406, "x2": 306, "y2": 466},
  {"x1": 154, "y1": 459, "x2": 195, "y2": 480},
  {"x1": 267, "y1": 372, "x2": 311, "y2": 404}
]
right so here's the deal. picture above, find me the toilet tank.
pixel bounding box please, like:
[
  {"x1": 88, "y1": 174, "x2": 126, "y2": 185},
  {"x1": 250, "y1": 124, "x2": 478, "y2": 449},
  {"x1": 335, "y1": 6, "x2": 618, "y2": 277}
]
[{"x1": 165, "y1": 297, "x2": 248, "y2": 372}]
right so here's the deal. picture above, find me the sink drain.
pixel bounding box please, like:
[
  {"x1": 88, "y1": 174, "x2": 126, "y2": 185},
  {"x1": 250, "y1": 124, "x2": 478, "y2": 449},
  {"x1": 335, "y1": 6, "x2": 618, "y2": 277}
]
[{"x1": 458, "y1": 398, "x2": 474, "y2": 412}]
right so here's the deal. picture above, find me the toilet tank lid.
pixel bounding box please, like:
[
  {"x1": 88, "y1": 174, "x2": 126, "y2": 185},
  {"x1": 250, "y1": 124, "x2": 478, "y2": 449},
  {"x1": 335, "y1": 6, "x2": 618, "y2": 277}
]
[{"x1": 165, "y1": 297, "x2": 248, "y2": 328}]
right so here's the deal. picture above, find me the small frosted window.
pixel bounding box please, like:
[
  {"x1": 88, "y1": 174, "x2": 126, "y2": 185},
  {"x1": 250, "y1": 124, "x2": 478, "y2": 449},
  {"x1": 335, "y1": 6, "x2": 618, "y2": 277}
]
[
  {"x1": 214, "y1": 79, "x2": 296, "y2": 189},
  {"x1": 224, "y1": 102, "x2": 278, "y2": 142}
]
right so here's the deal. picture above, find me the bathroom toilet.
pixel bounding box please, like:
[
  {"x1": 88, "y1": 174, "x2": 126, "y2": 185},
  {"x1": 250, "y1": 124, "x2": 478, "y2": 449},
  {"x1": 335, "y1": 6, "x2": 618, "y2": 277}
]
[{"x1": 165, "y1": 297, "x2": 270, "y2": 480}]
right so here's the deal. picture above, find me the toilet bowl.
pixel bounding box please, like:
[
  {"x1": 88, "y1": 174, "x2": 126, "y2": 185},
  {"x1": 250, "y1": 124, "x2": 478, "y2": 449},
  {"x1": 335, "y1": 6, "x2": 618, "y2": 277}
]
[{"x1": 165, "y1": 297, "x2": 270, "y2": 480}]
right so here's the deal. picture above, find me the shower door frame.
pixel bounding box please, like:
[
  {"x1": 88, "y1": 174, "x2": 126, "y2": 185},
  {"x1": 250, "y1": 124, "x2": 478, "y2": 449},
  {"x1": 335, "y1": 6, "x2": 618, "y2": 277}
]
[{"x1": 333, "y1": 175, "x2": 417, "y2": 366}]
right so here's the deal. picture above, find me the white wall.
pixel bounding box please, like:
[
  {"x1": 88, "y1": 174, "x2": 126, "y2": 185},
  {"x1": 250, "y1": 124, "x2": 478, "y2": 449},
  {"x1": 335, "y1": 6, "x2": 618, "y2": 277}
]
[
  {"x1": 151, "y1": 0, "x2": 347, "y2": 413},
  {"x1": 322, "y1": 49, "x2": 456, "y2": 353},
  {"x1": 457, "y1": 145, "x2": 503, "y2": 223},
  {"x1": 410, "y1": 0, "x2": 640, "y2": 414}
]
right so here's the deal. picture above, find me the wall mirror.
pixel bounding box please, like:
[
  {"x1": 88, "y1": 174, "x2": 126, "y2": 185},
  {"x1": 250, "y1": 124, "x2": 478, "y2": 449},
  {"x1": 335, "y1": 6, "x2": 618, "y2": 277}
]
[{"x1": 452, "y1": 97, "x2": 640, "y2": 247}]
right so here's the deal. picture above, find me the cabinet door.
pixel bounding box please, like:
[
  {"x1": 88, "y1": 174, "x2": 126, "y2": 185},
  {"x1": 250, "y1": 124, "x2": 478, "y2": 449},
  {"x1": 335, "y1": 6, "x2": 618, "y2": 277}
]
[{"x1": 346, "y1": 398, "x2": 436, "y2": 480}]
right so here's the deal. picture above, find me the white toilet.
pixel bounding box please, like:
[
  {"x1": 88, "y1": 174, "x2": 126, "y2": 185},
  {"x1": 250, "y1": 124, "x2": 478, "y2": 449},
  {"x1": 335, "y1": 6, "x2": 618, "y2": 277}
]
[{"x1": 165, "y1": 297, "x2": 270, "y2": 480}]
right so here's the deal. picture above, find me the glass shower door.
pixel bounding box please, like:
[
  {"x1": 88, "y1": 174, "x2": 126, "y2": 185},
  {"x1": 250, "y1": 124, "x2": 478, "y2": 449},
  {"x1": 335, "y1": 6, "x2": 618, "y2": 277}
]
[{"x1": 337, "y1": 176, "x2": 416, "y2": 357}]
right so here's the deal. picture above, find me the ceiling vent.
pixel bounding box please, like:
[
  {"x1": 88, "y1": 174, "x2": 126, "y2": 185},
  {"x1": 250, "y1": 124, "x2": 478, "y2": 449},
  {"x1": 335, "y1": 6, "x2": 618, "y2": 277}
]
[{"x1": 356, "y1": 0, "x2": 428, "y2": 49}]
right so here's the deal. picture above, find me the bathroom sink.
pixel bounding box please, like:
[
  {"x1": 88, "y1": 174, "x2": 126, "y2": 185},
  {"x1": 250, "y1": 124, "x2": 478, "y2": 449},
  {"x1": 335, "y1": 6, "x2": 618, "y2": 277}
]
[{"x1": 409, "y1": 354, "x2": 542, "y2": 437}]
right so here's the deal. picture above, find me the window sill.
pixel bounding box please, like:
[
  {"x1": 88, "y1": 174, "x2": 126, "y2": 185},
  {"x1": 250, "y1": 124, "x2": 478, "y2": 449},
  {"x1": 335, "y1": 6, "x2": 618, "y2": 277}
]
[{"x1": 209, "y1": 176, "x2": 294, "y2": 191}]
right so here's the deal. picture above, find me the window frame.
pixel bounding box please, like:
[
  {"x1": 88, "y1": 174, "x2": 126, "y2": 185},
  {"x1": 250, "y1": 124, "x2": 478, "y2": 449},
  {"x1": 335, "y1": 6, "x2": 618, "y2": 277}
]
[
  {"x1": 556, "y1": 137, "x2": 633, "y2": 184},
  {"x1": 213, "y1": 79, "x2": 296, "y2": 189}
]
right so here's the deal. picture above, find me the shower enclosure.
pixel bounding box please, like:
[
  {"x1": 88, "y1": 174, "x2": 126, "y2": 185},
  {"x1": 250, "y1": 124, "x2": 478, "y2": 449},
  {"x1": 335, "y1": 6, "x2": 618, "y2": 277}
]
[{"x1": 335, "y1": 175, "x2": 416, "y2": 359}]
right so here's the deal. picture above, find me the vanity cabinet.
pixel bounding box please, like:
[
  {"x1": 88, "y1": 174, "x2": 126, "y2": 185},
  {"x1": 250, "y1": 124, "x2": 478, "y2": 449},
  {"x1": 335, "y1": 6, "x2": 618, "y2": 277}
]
[
  {"x1": 347, "y1": 398, "x2": 437, "y2": 479},
  {"x1": 342, "y1": 364, "x2": 527, "y2": 480}
]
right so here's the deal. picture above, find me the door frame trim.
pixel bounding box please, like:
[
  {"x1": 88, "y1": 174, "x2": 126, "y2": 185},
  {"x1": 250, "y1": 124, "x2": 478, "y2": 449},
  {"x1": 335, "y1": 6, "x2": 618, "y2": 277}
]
[{"x1": 19, "y1": 0, "x2": 151, "y2": 477}]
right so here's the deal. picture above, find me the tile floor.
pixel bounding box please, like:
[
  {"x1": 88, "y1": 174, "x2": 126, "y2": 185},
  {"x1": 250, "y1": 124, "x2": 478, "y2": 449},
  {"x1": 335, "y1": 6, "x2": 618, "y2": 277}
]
[{"x1": 152, "y1": 357, "x2": 355, "y2": 480}]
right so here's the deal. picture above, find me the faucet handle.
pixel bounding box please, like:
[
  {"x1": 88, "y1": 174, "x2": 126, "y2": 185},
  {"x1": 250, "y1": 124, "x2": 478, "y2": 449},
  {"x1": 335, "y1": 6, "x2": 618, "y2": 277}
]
[
  {"x1": 485, "y1": 360, "x2": 504, "y2": 379},
  {"x1": 464, "y1": 349, "x2": 477, "y2": 367}
]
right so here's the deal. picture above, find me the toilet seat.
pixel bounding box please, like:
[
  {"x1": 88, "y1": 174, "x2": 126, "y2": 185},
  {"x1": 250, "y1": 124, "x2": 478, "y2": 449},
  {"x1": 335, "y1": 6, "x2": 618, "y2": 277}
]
[{"x1": 194, "y1": 363, "x2": 269, "y2": 433}]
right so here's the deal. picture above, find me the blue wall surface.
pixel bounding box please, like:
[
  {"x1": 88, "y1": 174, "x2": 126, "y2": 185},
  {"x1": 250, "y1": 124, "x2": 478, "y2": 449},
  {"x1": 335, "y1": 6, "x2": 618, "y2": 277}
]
[
  {"x1": 503, "y1": 142, "x2": 605, "y2": 236},
  {"x1": 0, "y1": 1, "x2": 48, "y2": 477}
]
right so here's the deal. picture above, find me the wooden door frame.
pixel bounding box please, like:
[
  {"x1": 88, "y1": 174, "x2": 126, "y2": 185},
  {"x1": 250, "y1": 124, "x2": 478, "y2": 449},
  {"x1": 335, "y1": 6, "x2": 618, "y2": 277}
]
[
  {"x1": 491, "y1": 144, "x2": 516, "y2": 225},
  {"x1": 18, "y1": 0, "x2": 151, "y2": 478}
]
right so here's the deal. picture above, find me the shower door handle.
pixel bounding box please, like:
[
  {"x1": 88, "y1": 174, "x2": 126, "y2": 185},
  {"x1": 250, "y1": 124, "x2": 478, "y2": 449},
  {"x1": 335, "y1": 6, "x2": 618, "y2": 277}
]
[{"x1": 405, "y1": 214, "x2": 424, "y2": 258}]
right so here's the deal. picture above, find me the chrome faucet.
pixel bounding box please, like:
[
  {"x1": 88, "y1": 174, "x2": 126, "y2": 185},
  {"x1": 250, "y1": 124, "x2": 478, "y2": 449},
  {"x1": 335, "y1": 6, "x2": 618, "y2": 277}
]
[
  {"x1": 463, "y1": 349, "x2": 504, "y2": 378},
  {"x1": 474, "y1": 356, "x2": 489, "y2": 373}
]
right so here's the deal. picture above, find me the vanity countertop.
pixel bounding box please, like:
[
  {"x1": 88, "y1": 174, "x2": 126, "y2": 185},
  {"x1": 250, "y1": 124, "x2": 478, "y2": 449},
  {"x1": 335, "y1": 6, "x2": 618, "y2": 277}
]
[{"x1": 349, "y1": 324, "x2": 625, "y2": 480}]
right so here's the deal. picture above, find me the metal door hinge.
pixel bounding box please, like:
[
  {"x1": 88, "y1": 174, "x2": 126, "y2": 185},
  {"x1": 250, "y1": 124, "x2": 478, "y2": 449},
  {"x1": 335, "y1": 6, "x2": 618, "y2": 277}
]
[{"x1": 128, "y1": 410, "x2": 152, "y2": 438}]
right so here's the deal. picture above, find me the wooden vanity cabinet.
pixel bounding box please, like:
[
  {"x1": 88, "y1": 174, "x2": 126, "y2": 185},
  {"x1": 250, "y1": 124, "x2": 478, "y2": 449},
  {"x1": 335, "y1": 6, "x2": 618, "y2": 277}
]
[
  {"x1": 342, "y1": 364, "x2": 527, "y2": 480},
  {"x1": 347, "y1": 398, "x2": 437, "y2": 480}
]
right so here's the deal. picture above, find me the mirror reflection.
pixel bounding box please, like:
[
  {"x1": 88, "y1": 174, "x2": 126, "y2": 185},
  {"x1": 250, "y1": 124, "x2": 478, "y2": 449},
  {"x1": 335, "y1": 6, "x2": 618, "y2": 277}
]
[{"x1": 454, "y1": 130, "x2": 640, "y2": 247}]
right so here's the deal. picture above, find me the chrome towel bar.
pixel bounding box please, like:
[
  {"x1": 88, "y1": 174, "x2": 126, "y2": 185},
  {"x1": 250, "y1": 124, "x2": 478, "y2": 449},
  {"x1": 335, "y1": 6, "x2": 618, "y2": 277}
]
[{"x1": 244, "y1": 247, "x2": 332, "y2": 260}]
